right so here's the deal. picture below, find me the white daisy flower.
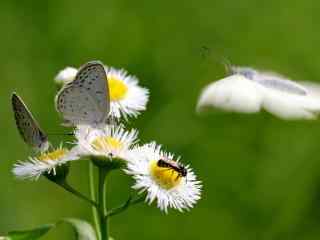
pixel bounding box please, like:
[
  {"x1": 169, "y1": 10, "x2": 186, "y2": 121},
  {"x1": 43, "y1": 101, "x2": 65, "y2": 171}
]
[
  {"x1": 13, "y1": 145, "x2": 79, "y2": 180},
  {"x1": 197, "y1": 67, "x2": 320, "y2": 120},
  {"x1": 105, "y1": 67, "x2": 149, "y2": 119},
  {"x1": 75, "y1": 124, "x2": 138, "y2": 161},
  {"x1": 126, "y1": 142, "x2": 202, "y2": 213},
  {"x1": 54, "y1": 67, "x2": 78, "y2": 85},
  {"x1": 54, "y1": 65, "x2": 149, "y2": 119}
]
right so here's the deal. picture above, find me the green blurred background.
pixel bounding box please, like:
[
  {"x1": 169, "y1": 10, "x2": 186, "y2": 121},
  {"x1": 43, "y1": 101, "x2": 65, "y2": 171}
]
[{"x1": 1, "y1": 0, "x2": 320, "y2": 239}]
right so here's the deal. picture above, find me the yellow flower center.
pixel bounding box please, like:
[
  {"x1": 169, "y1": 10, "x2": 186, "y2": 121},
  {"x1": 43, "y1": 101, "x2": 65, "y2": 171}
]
[
  {"x1": 91, "y1": 136, "x2": 123, "y2": 151},
  {"x1": 38, "y1": 149, "x2": 68, "y2": 162},
  {"x1": 108, "y1": 75, "x2": 128, "y2": 101},
  {"x1": 149, "y1": 160, "x2": 182, "y2": 190}
]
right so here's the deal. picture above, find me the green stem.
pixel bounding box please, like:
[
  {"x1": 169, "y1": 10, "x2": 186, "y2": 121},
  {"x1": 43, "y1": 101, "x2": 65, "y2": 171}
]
[
  {"x1": 56, "y1": 181, "x2": 98, "y2": 208},
  {"x1": 106, "y1": 194, "x2": 145, "y2": 218},
  {"x1": 89, "y1": 162, "x2": 101, "y2": 240},
  {"x1": 98, "y1": 168, "x2": 109, "y2": 240}
]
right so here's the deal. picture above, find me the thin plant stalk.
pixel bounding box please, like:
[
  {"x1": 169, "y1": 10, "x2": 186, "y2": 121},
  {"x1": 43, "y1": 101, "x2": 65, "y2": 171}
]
[
  {"x1": 98, "y1": 168, "x2": 109, "y2": 240},
  {"x1": 89, "y1": 161, "x2": 101, "y2": 240},
  {"x1": 56, "y1": 180, "x2": 98, "y2": 208},
  {"x1": 106, "y1": 195, "x2": 145, "y2": 218}
]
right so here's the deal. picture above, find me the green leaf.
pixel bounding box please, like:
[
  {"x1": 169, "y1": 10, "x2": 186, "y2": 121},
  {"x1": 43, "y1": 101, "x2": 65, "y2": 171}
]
[
  {"x1": 60, "y1": 218, "x2": 97, "y2": 240},
  {"x1": 7, "y1": 224, "x2": 54, "y2": 240},
  {"x1": 3, "y1": 218, "x2": 96, "y2": 240}
]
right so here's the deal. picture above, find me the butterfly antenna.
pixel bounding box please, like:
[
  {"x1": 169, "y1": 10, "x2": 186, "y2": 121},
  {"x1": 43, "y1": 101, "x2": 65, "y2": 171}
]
[
  {"x1": 200, "y1": 46, "x2": 233, "y2": 75},
  {"x1": 220, "y1": 56, "x2": 233, "y2": 75}
]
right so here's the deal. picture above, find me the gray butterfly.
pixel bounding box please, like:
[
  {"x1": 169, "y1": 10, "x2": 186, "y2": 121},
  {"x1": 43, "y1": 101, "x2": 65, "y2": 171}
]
[
  {"x1": 55, "y1": 61, "x2": 110, "y2": 126},
  {"x1": 12, "y1": 93, "x2": 49, "y2": 152}
]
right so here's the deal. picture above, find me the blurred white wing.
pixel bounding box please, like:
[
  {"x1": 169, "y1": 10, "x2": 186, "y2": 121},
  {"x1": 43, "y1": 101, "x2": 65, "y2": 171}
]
[
  {"x1": 197, "y1": 74, "x2": 264, "y2": 114},
  {"x1": 261, "y1": 88, "x2": 320, "y2": 120},
  {"x1": 230, "y1": 66, "x2": 258, "y2": 80},
  {"x1": 299, "y1": 81, "x2": 320, "y2": 98},
  {"x1": 197, "y1": 67, "x2": 320, "y2": 120},
  {"x1": 254, "y1": 71, "x2": 307, "y2": 96},
  {"x1": 232, "y1": 66, "x2": 307, "y2": 95}
]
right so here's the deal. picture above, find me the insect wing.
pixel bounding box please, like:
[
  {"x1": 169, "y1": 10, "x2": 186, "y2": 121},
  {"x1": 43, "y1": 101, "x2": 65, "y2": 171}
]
[
  {"x1": 12, "y1": 93, "x2": 49, "y2": 152},
  {"x1": 55, "y1": 61, "x2": 110, "y2": 126}
]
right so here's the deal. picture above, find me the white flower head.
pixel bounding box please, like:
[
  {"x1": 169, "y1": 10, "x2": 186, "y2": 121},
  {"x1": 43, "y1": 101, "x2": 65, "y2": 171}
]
[
  {"x1": 54, "y1": 64, "x2": 149, "y2": 120},
  {"x1": 105, "y1": 66, "x2": 149, "y2": 119},
  {"x1": 54, "y1": 67, "x2": 78, "y2": 85},
  {"x1": 13, "y1": 145, "x2": 79, "y2": 180},
  {"x1": 197, "y1": 67, "x2": 320, "y2": 120},
  {"x1": 75, "y1": 124, "x2": 138, "y2": 161},
  {"x1": 126, "y1": 142, "x2": 202, "y2": 213}
]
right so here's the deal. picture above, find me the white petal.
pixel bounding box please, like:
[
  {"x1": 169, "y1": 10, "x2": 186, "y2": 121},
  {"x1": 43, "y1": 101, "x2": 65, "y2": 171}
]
[
  {"x1": 74, "y1": 124, "x2": 138, "y2": 160},
  {"x1": 54, "y1": 67, "x2": 78, "y2": 85},
  {"x1": 13, "y1": 145, "x2": 80, "y2": 180},
  {"x1": 106, "y1": 67, "x2": 149, "y2": 119}
]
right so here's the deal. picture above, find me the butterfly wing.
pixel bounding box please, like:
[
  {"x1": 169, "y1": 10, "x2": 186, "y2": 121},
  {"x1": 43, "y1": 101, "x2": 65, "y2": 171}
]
[
  {"x1": 232, "y1": 66, "x2": 307, "y2": 96},
  {"x1": 231, "y1": 66, "x2": 258, "y2": 80},
  {"x1": 12, "y1": 93, "x2": 49, "y2": 152},
  {"x1": 253, "y1": 77, "x2": 307, "y2": 96},
  {"x1": 55, "y1": 61, "x2": 110, "y2": 126}
]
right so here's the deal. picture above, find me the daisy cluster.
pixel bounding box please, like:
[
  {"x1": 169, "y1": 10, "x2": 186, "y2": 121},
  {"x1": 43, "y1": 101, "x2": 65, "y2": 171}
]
[{"x1": 13, "y1": 64, "x2": 202, "y2": 212}]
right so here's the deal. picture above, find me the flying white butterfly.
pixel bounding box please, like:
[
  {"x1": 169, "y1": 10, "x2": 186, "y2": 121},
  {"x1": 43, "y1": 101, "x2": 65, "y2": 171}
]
[
  {"x1": 197, "y1": 66, "x2": 320, "y2": 120},
  {"x1": 230, "y1": 66, "x2": 308, "y2": 96},
  {"x1": 12, "y1": 93, "x2": 49, "y2": 152},
  {"x1": 55, "y1": 61, "x2": 110, "y2": 126}
]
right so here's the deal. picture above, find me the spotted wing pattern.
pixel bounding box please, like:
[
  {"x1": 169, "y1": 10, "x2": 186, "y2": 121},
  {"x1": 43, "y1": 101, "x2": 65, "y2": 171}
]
[
  {"x1": 55, "y1": 61, "x2": 110, "y2": 126},
  {"x1": 12, "y1": 93, "x2": 49, "y2": 152}
]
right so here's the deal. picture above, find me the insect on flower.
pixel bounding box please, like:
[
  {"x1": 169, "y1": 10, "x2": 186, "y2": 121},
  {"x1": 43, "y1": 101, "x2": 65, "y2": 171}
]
[
  {"x1": 11, "y1": 94, "x2": 80, "y2": 180},
  {"x1": 55, "y1": 61, "x2": 110, "y2": 127},
  {"x1": 156, "y1": 158, "x2": 188, "y2": 180},
  {"x1": 126, "y1": 142, "x2": 201, "y2": 212},
  {"x1": 54, "y1": 63, "x2": 149, "y2": 120}
]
